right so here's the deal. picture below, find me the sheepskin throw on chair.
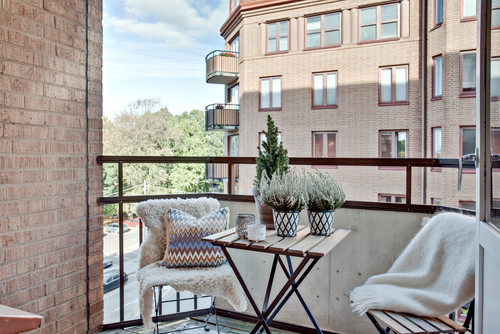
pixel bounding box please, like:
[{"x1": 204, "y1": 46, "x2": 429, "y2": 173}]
[
  {"x1": 350, "y1": 212, "x2": 475, "y2": 317},
  {"x1": 136, "y1": 197, "x2": 247, "y2": 328}
]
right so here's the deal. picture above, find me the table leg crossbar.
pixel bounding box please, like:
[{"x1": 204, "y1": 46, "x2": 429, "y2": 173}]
[{"x1": 221, "y1": 245, "x2": 323, "y2": 334}]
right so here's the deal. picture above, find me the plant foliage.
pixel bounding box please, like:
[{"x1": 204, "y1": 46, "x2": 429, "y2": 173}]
[
  {"x1": 254, "y1": 115, "x2": 289, "y2": 188},
  {"x1": 258, "y1": 169, "x2": 307, "y2": 211},
  {"x1": 305, "y1": 170, "x2": 346, "y2": 210}
]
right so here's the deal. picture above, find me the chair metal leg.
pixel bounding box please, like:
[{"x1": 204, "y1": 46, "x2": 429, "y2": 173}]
[
  {"x1": 366, "y1": 312, "x2": 392, "y2": 334},
  {"x1": 153, "y1": 288, "x2": 220, "y2": 334}
]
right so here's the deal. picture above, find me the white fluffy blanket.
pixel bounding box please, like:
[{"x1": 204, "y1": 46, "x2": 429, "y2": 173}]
[
  {"x1": 350, "y1": 212, "x2": 475, "y2": 317},
  {"x1": 135, "y1": 198, "x2": 247, "y2": 328},
  {"x1": 137, "y1": 262, "x2": 248, "y2": 328}
]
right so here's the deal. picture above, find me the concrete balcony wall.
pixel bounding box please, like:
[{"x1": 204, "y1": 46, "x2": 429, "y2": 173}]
[{"x1": 218, "y1": 201, "x2": 427, "y2": 334}]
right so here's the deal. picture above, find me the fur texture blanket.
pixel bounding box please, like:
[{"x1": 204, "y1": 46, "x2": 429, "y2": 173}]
[
  {"x1": 350, "y1": 212, "x2": 475, "y2": 317},
  {"x1": 136, "y1": 198, "x2": 247, "y2": 328}
]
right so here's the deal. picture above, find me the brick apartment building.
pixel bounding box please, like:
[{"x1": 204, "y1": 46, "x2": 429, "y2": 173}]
[{"x1": 205, "y1": 0, "x2": 500, "y2": 208}]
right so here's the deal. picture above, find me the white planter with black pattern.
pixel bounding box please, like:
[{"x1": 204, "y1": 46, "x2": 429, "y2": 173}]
[
  {"x1": 272, "y1": 209, "x2": 301, "y2": 237},
  {"x1": 307, "y1": 209, "x2": 334, "y2": 236}
]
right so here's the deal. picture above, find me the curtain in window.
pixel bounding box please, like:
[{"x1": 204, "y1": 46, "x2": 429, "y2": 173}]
[
  {"x1": 434, "y1": 56, "x2": 443, "y2": 97},
  {"x1": 381, "y1": 69, "x2": 392, "y2": 102}
]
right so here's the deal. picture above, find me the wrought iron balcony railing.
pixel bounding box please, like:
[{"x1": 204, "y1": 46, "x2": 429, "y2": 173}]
[
  {"x1": 205, "y1": 103, "x2": 239, "y2": 131},
  {"x1": 205, "y1": 50, "x2": 239, "y2": 84}
]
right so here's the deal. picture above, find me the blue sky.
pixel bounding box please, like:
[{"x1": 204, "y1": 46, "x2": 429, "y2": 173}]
[{"x1": 103, "y1": 0, "x2": 229, "y2": 117}]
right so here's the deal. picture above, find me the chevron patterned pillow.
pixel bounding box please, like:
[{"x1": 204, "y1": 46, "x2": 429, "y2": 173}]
[{"x1": 162, "y1": 208, "x2": 229, "y2": 268}]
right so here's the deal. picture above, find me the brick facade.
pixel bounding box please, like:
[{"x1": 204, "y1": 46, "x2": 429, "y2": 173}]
[
  {"x1": 218, "y1": 0, "x2": 500, "y2": 208},
  {"x1": 0, "y1": 0, "x2": 103, "y2": 333}
]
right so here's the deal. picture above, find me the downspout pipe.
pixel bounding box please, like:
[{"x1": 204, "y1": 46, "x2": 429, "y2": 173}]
[
  {"x1": 84, "y1": 0, "x2": 91, "y2": 329},
  {"x1": 421, "y1": 0, "x2": 428, "y2": 204}
]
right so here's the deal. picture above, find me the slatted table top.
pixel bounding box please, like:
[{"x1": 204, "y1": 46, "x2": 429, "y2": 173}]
[
  {"x1": 367, "y1": 309, "x2": 467, "y2": 334},
  {"x1": 203, "y1": 225, "x2": 351, "y2": 258}
]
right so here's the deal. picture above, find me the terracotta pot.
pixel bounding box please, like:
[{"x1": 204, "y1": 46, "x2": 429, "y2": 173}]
[{"x1": 252, "y1": 187, "x2": 274, "y2": 229}]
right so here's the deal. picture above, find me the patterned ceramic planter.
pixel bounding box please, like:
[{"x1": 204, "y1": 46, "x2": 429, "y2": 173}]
[
  {"x1": 307, "y1": 210, "x2": 334, "y2": 236},
  {"x1": 273, "y1": 209, "x2": 301, "y2": 237}
]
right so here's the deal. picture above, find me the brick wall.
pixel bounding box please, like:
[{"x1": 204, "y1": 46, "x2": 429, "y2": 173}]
[
  {"x1": 231, "y1": 0, "x2": 423, "y2": 203},
  {"x1": 0, "y1": 0, "x2": 103, "y2": 333},
  {"x1": 224, "y1": 0, "x2": 499, "y2": 207}
]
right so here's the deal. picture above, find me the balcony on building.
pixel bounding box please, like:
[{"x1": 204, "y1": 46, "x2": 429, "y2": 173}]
[
  {"x1": 205, "y1": 50, "x2": 239, "y2": 84},
  {"x1": 205, "y1": 103, "x2": 239, "y2": 131}
]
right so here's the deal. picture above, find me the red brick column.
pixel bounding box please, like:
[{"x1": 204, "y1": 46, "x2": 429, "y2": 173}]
[{"x1": 0, "y1": 0, "x2": 103, "y2": 333}]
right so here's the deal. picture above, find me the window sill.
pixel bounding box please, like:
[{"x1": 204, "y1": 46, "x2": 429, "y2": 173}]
[
  {"x1": 311, "y1": 165, "x2": 338, "y2": 169},
  {"x1": 305, "y1": 44, "x2": 341, "y2": 51},
  {"x1": 312, "y1": 105, "x2": 338, "y2": 110},
  {"x1": 358, "y1": 37, "x2": 400, "y2": 45},
  {"x1": 265, "y1": 51, "x2": 289, "y2": 56},
  {"x1": 460, "y1": 16, "x2": 477, "y2": 23},
  {"x1": 431, "y1": 96, "x2": 442, "y2": 101},
  {"x1": 459, "y1": 92, "x2": 476, "y2": 98},
  {"x1": 378, "y1": 101, "x2": 410, "y2": 106},
  {"x1": 431, "y1": 167, "x2": 442, "y2": 172},
  {"x1": 430, "y1": 23, "x2": 443, "y2": 32},
  {"x1": 259, "y1": 108, "x2": 281, "y2": 112},
  {"x1": 378, "y1": 166, "x2": 406, "y2": 171}
]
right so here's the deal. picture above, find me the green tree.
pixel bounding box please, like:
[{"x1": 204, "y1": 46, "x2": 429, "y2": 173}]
[
  {"x1": 103, "y1": 99, "x2": 224, "y2": 214},
  {"x1": 254, "y1": 115, "x2": 289, "y2": 188}
]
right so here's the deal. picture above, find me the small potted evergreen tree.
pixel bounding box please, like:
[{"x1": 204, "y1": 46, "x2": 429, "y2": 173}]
[
  {"x1": 305, "y1": 170, "x2": 346, "y2": 235},
  {"x1": 253, "y1": 115, "x2": 289, "y2": 229},
  {"x1": 259, "y1": 169, "x2": 307, "y2": 237}
]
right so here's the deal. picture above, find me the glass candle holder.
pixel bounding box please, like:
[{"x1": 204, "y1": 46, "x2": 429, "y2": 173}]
[
  {"x1": 236, "y1": 213, "x2": 256, "y2": 238},
  {"x1": 247, "y1": 223, "x2": 266, "y2": 241}
]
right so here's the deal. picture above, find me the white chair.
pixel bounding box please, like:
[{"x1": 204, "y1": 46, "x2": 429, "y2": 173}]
[{"x1": 136, "y1": 197, "x2": 247, "y2": 331}]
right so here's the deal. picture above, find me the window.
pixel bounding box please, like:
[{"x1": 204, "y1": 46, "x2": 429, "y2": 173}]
[
  {"x1": 359, "y1": 3, "x2": 400, "y2": 42},
  {"x1": 380, "y1": 130, "x2": 407, "y2": 158},
  {"x1": 432, "y1": 198, "x2": 443, "y2": 206},
  {"x1": 379, "y1": 65, "x2": 408, "y2": 104},
  {"x1": 228, "y1": 84, "x2": 239, "y2": 105},
  {"x1": 433, "y1": 55, "x2": 443, "y2": 99},
  {"x1": 313, "y1": 132, "x2": 336, "y2": 158},
  {"x1": 378, "y1": 194, "x2": 406, "y2": 203},
  {"x1": 460, "y1": 51, "x2": 476, "y2": 96},
  {"x1": 312, "y1": 72, "x2": 338, "y2": 108},
  {"x1": 434, "y1": 0, "x2": 443, "y2": 26},
  {"x1": 230, "y1": 35, "x2": 239, "y2": 54},
  {"x1": 492, "y1": 58, "x2": 500, "y2": 99},
  {"x1": 259, "y1": 132, "x2": 282, "y2": 152},
  {"x1": 459, "y1": 201, "x2": 476, "y2": 211},
  {"x1": 306, "y1": 13, "x2": 341, "y2": 49},
  {"x1": 260, "y1": 77, "x2": 281, "y2": 110},
  {"x1": 462, "y1": 0, "x2": 476, "y2": 18},
  {"x1": 433, "y1": 127, "x2": 442, "y2": 158},
  {"x1": 229, "y1": 135, "x2": 239, "y2": 157},
  {"x1": 494, "y1": 0, "x2": 500, "y2": 28},
  {"x1": 461, "y1": 127, "x2": 476, "y2": 156},
  {"x1": 460, "y1": 53, "x2": 500, "y2": 98},
  {"x1": 267, "y1": 21, "x2": 289, "y2": 54}
]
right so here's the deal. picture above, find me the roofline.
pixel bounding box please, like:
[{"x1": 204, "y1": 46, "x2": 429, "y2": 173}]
[{"x1": 220, "y1": 0, "x2": 300, "y2": 36}]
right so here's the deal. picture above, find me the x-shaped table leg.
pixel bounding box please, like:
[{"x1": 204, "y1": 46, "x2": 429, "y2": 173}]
[
  {"x1": 253, "y1": 254, "x2": 321, "y2": 334},
  {"x1": 220, "y1": 247, "x2": 272, "y2": 334}
]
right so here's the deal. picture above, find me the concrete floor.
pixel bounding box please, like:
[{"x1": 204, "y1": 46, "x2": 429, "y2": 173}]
[{"x1": 100, "y1": 315, "x2": 298, "y2": 334}]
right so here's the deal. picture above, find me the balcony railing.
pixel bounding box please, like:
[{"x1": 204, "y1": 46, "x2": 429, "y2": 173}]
[
  {"x1": 205, "y1": 50, "x2": 239, "y2": 84},
  {"x1": 97, "y1": 155, "x2": 484, "y2": 331},
  {"x1": 205, "y1": 103, "x2": 239, "y2": 131}
]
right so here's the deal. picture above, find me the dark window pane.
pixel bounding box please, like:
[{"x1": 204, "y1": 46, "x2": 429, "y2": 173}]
[{"x1": 462, "y1": 128, "x2": 476, "y2": 155}]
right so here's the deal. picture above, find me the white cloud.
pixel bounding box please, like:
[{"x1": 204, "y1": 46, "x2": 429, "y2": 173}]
[{"x1": 105, "y1": 0, "x2": 228, "y2": 48}]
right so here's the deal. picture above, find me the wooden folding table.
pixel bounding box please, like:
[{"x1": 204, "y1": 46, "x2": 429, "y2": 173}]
[{"x1": 203, "y1": 225, "x2": 351, "y2": 334}]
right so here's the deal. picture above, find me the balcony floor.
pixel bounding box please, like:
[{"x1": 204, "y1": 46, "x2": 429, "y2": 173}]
[{"x1": 100, "y1": 315, "x2": 298, "y2": 334}]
